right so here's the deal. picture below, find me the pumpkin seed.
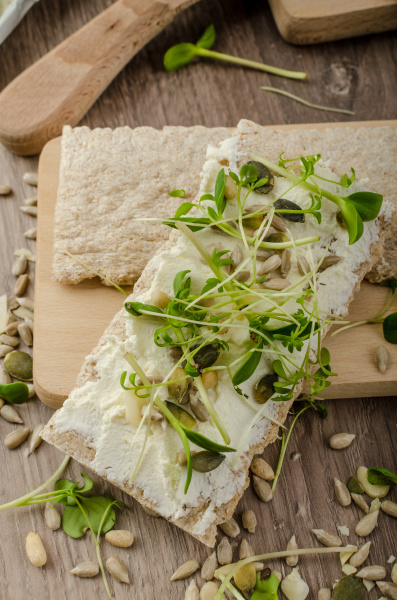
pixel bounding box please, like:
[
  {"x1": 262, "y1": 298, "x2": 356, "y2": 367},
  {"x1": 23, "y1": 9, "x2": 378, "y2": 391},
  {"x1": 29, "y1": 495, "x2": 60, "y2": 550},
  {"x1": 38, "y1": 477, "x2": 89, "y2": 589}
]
[
  {"x1": 217, "y1": 537, "x2": 233, "y2": 565},
  {"x1": 4, "y1": 427, "x2": 30, "y2": 448},
  {"x1": 166, "y1": 401, "x2": 196, "y2": 428},
  {"x1": 70, "y1": 561, "x2": 99, "y2": 578},
  {"x1": 26, "y1": 531, "x2": 46, "y2": 567},
  {"x1": 246, "y1": 161, "x2": 274, "y2": 194},
  {"x1": 376, "y1": 582, "x2": 397, "y2": 600},
  {"x1": 349, "y1": 542, "x2": 372, "y2": 569},
  {"x1": 189, "y1": 343, "x2": 220, "y2": 370},
  {"x1": 192, "y1": 451, "x2": 225, "y2": 473},
  {"x1": 257, "y1": 254, "x2": 282, "y2": 275},
  {"x1": 106, "y1": 556, "x2": 130, "y2": 584},
  {"x1": 234, "y1": 563, "x2": 256, "y2": 594},
  {"x1": 318, "y1": 256, "x2": 343, "y2": 272},
  {"x1": 331, "y1": 575, "x2": 363, "y2": 600},
  {"x1": 280, "y1": 248, "x2": 291, "y2": 277},
  {"x1": 337, "y1": 211, "x2": 347, "y2": 229},
  {"x1": 170, "y1": 559, "x2": 200, "y2": 581},
  {"x1": 0, "y1": 184, "x2": 11, "y2": 195},
  {"x1": 252, "y1": 475, "x2": 273, "y2": 502},
  {"x1": 329, "y1": 433, "x2": 356, "y2": 450},
  {"x1": 355, "y1": 510, "x2": 379, "y2": 537},
  {"x1": 168, "y1": 367, "x2": 189, "y2": 403},
  {"x1": 27, "y1": 383, "x2": 36, "y2": 399},
  {"x1": 357, "y1": 466, "x2": 390, "y2": 498},
  {"x1": 224, "y1": 174, "x2": 237, "y2": 200},
  {"x1": 231, "y1": 244, "x2": 243, "y2": 267},
  {"x1": 254, "y1": 374, "x2": 278, "y2": 404},
  {"x1": 14, "y1": 274, "x2": 29, "y2": 296},
  {"x1": 151, "y1": 289, "x2": 171, "y2": 309},
  {"x1": 44, "y1": 502, "x2": 61, "y2": 530},
  {"x1": 200, "y1": 581, "x2": 219, "y2": 600},
  {"x1": 28, "y1": 424, "x2": 44, "y2": 454},
  {"x1": 20, "y1": 206, "x2": 37, "y2": 217},
  {"x1": 24, "y1": 195, "x2": 38, "y2": 206},
  {"x1": 105, "y1": 530, "x2": 134, "y2": 548},
  {"x1": 318, "y1": 588, "x2": 331, "y2": 600},
  {"x1": 18, "y1": 322, "x2": 33, "y2": 347},
  {"x1": 312, "y1": 529, "x2": 342, "y2": 547},
  {"x1": 347, "y1": 477, "x2": 364, "y2": 495},
  {"x1": 0, "y1": 405, "x2": 23, "y2": 423},
  {"x1": 334, "y1": 478, "x2": 352, "y2": 507},
  {"x1": 201, "y1": 551, "x2": 218, "y2": 580},
  {"x1": 262, "y1": 278, "x2": 291, "y2": 290},
  {"x1": 11, "y1": 255, "x2": 27, "y2": 276},
  {"x1": 243, "y1": 212, "x2": 264, "y2": 230},
  {"x1": 219, "y1": 518, "x2": 240, "y2": 538},
  {"x1": 23, "y1": 172, "x2": 38, "y2": 186},
  {"x1": 242, "y1": 510, "x2": 257, "y2": 534},
  {"x1": 0, "y1": 345, "x2": 13, "y2": 358},
  {"x1": 356, "y1": 565, "x2": 386, "y2": 580},
  {"x1": 351, "y1": 493, "x2": 369, "y2": 514},
  {"x1": 0, "y1": 334, "x2": 19, "y2": 348},
  {"x1": 381, "y1": 500, "x2": 397, "y2": 518},
  {"x1": 375, "y1": 346, "x2": 389, "y2": 374},
  {"x1": 239, "y1": 538, "x2": 255, "y2": 559},
  {"x1": 185, "y1": 579, "x2": 200, "y2": 600},
  {"x1": 189, "y1": 388, "x2": 209, "y2": 422},
  {"x1": 274, "y1": 198, "x2": 305, "y2": 222},
  {"x1": 4, "y1": 350, "x2": 33, "y2": 380}
]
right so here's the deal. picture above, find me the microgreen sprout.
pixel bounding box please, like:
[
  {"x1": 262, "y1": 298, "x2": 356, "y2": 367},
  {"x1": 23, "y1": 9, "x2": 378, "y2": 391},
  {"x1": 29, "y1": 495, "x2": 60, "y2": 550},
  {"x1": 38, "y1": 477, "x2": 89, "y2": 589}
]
[
  {"x1": 169, "y1": 189, "x2": 185, "y2": 197},
  {"x1": 164, "y1": 24, "x2": 307, "y2": 80},
  {"x1": 367, "y1": 467, "x2": 397, "y2": 486},
  {"x1": 260, "y1": 85, "x2": 355, "y2": 116}
]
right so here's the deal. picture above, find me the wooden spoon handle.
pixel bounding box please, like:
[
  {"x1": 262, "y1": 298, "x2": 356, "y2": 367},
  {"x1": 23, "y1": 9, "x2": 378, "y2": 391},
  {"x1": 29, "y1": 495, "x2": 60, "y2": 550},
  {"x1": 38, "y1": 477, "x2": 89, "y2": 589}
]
[{"x1": 0, "y1": 0, "x2": 198, "y2": 155}]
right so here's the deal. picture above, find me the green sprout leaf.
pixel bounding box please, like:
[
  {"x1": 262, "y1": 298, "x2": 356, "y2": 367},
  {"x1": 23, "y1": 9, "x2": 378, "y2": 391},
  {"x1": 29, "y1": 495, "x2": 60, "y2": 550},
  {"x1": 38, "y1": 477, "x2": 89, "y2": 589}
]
[
  {"x1": 169, "y1": 189, "x2": 185, "y2": 197},
  {"x1": 345, "y1": 191, "x2": 383, "y2": 222},
  {"x1": 124, "y1": 302, "x2": 164, "y2": 318},
  {"x1": 0, "y1": 382, "x2": 29, "y2": 404},
  {"x1": 62, "y1": 496, "x2": 117, "y2": 539},
  {"x1": 164, "y1": 43, "x2": 197, "y2": 71},
  {"x1": 183, "y1": 427, "x2": 235, "y2": 453},
  {"x1": 173, "y1": 270, "x2": 191, "y2": 298},
  {"x1": 196, "y1": 24, "x2": 216, "y2": 49},
  {"x1": 251, "y1": 572, "x2": 280, "y2": 600},
  {"x1": 367, "y1": 467, "x2": 397, "y2": 486},
  {"x1": 232, "y1": 338, "x2": 265, "y2": 386},
  {"x1": 383, "y1": 312, "x2": 397, "y2": 343}
]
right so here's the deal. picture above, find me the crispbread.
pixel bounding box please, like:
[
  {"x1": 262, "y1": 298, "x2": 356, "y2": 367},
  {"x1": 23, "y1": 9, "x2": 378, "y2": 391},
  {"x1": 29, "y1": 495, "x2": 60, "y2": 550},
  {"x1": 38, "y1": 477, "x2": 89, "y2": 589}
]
[
  {"x1": 52, "y1": 125, "x2": 232, "y2": 285},
  {"x1": 42, "y1": 120, "x2": 393, "y2": 547}
]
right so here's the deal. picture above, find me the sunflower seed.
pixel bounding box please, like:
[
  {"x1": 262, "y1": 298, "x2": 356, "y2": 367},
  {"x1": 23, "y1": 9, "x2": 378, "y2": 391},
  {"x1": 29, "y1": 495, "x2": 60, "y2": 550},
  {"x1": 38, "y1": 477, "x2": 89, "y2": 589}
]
[
  {"x1": 5, "y1": 321, "x2": 19, "y2": 336},
  {"x1": 7, "y1": 295, "x2": 19, "y2": 311},
  {"x1": 381, "y1": 500, "x2": 397, "y2": 518},
  {"x1": 329, "y1": 432, "x2": 356, "y2": 450},
  {"x1": 234, "y1": 270, "x2": 250, "y2": 282},
  {"x1": 27, "y1": 383, "x2": 36, "y2": 399},
  {"x1": 256, "y1": 248, "x2": 274, "y2": 261},
  {"x1": 0, "y1": 184, "x2": 11, "y2": 195},
  {"x1": 351, "y1": 493, "x2": 369, "y2": 514},
  {"x1": 4, "y1": 427, "x2": 30, "y2": 448},
  {"x1": 342, "y1": 564, "x2": 357, "y2": 575},
  {"x1": 357, "y1": 466, "x2": 390, "y2": 498},
  {"x1": 0, "y1": 405, "x2": 23, "y2": 423},
  {"x1": 201, "y1": 551, "x2": 218, "y2": 580},
  {"x1": 23, "y1": 172, "x2": 38, "y2": 186},
  {"x1": 355, "y1": 510, "x2": 379, "y2": 537},
  {"x1": 369, "y1": 498, "x2": 382, "y2": 513},
  {"x1": 239, "y1": 538, "x2": 255, "y2": 559},
  {"x1": 272, "y1": 570, "x2": 282, "y2": 582},
  {"x1": 219, "y1": 518, "x2": 240, "y2": 538},
  {"x1": 70, "y1": 561, "x2": 99, "y2": 578},
  {"x1": 13, "y1": 306, "x2": 34, "y2": 321},
  {"x1": 231, "y1": 244, "x2": 243, "y2": 267},
  {"x1": 217, "y1": 537, "x2": 233, "y2": 565},
  {"x1": 253, "y1": 475, "x2": 273, "y2": 502},
  {"x1": 202, "y1": 243, "x2": 223, "y2": 264},
  {"x1": 271, "y1": 214, "x2": 287, "y2": 232},
  {"x1": 106, "y1": 556, "x2": 130, "y2": 584},
  {"x1": 20, "y1": 206, "x2": 38, "y2": 217},
  {"x1": 189, "y1": 390, "x2": 209, "y2": 422},
  {"x1": 375, "y1": 346, "x2": 389, "y2": 374},
  {"x1": 224, "y1": 174, "x2": 237, "y2": 199},
  {"x1": 170, "y1": 560, "x2": 200, "y2": 581},
  {"x1": 105, "y1": 530, "x2": 134, "y2": 548},
  {"x1": 0, "y1": 334, "x2": 19, "y2": 348},
  {"x1": 14, "y1": 248, "x2": 35, "y2": 262},
  {"x1": 141, "y1": 505, "x2": 159, "y2": 517},
  {"x1": 200, "y1": 581, "x2": 219, "y2": 600},
  {"x1": 281, "y1": 568, "x2": 309, "y2": 599},
  {"x1": 24, "y1": 195, "x2": 38, "y2": 206},
  {"x1": 318, "y1": 588, "x2": 331, "y2": 600},
  {"x1": 298, "y1": 256, "x2": 311, "y2": 275},
  {"x1": 151, "y1": 289, "x2": 171, "y2": 309},
  {"x1": 286, "y1": 534, "x2": 298, "y2": 566},
  {"x1": 44, "y1": 502, "x2": 61, "y2": 530},
  {"x1": 280, "y1": 249, "x2": 291, "y2": 278},
  {"x1": 18, "y1": 322, "x2": 33, "y2": 347},
  {"x1": 263, "y1": 278, "x2": 291, "y2": 290},
  {"x1": 318, "y1": 256, "x2": 343, "y2": 272},
  {"x1": 356, "y1": 565, "x2": 386, "y2": 580},
  {"x1": 176, "y1": 449, "x2": 197, "y2": 467},
  {"x1": 168, "y1": 346, "x2": 183, "y2": 360},
  {"x1": 11, "y1": 255, "x2": 27, "y2": 276},
  {"x1": 257, "y1": 254, "x2": 282, "y2": 275},
  {"x1": 0, "y1": 344, "x2": 13, "y2": 358},
  {"x1": 312, "y1": 529, "x2": 342, "y2": 547},
  {"x1": 0, "y1": 364, "x2": 11, "y2": 384},
  {"x1": 29, "y1": 424, "x2": 44, "y2": 453},
  {"x1": 349, "y1": 542, "x2": 371, "y2": 567},
  {"x1": 376, "y1": 582, "x2": 397, "y2": 600},
  {"x1": 242, "y1": 509, "x2": 257, "y2": 534},
  {"x1": 185, "y1": 579, "x2": 200, "y2": 600},
  {"x1": 26, "y1": 531, "x2": 46, "y2": 567},
  {"x1": 334, "y1": 478, "x2": 352, "y2": 507},
  {"x1": 24, "y1": 227, "x2": 37, "y2": 240},
  {"x1": 14, "y1": 274, "x2": 29, "y2": 296}
]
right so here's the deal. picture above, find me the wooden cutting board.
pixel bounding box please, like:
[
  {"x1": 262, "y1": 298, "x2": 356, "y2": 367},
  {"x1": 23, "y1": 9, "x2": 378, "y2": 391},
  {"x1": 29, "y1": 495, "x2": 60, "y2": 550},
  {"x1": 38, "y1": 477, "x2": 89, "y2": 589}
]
[
  {"x1": 268, "y1": 0, "x2": 397, "y2": 44},
  {"x1": 34, "y1": 121, "x2": 397, "y2": 410}
]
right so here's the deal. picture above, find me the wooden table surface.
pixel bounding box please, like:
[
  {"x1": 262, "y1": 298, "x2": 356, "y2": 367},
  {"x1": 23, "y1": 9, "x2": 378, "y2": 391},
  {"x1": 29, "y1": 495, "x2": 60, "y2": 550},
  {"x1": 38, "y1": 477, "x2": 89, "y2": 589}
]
[{"x1": 0, "y1": 1, "x2": 396, "y2": 599}]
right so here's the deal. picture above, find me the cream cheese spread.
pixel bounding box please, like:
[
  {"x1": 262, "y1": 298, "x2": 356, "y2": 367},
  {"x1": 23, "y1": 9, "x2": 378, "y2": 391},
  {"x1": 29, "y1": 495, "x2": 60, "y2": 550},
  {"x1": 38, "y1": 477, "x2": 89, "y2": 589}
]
[{"x1": 54, "y1": 135, "x2": 386, "y2": 537}]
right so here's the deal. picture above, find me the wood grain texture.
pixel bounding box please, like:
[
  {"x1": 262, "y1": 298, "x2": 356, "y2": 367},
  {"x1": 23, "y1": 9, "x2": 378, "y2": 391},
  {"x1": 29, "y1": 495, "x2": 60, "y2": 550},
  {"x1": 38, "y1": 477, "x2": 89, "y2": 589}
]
[
  {"x1": 34, "y1": 125, "x2": 397, "y2": 409},
  {"x1": 0, "y1": 0, "x2": 396, "y2": 598},
  {"x1": 269, "y1": 0, "x2": 397, "y2": 45}
]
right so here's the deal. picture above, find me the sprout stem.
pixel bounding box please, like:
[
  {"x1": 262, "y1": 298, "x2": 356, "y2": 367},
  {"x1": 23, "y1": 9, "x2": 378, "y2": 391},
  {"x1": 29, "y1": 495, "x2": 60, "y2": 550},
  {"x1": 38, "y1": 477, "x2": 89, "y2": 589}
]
[{"x1": 260, "y1": 86, "x2": 355, "y2": 116}]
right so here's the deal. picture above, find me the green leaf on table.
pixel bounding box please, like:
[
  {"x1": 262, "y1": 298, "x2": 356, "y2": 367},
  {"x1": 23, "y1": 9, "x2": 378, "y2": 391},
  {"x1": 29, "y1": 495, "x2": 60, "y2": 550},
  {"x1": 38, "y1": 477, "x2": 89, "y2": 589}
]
[
  {"x1": 174, "y1": 202, "x2": 195, "y2": 218},
  {"x1": 0, "y1": 382, "x2": 29, "y2": 404},
  {"x1": 196, "y1": 24, "x2": 216, "y2": 49},
  {"x1": 164, "y1": 43, "x2": 197, "y2": 71},
  {"x1": 367, "y1": 467, "x2": 397, "y2": 486},
  {"x1": 169, "y1": 189, "x2": 185, "y2": 197},
  {"x1": 54, "y1": 479, "x2": 79, "y2": 506},
  {"x1": 383, "y1": 312, "x2": 397, "y2": 343},
  {"x1": 61, "y1": 496, "x2": 116, "y2": 539}
]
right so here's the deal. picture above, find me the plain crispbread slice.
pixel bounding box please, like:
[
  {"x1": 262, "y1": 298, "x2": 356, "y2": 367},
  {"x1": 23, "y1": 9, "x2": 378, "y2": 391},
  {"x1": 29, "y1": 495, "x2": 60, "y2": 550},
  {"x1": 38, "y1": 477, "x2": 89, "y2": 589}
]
[
  {"x1": 52, "y1": 124, "x2": 232, "y2": 286},
  {"x1": 42, "y1": 120, "x2": 393, "y2": 547}
]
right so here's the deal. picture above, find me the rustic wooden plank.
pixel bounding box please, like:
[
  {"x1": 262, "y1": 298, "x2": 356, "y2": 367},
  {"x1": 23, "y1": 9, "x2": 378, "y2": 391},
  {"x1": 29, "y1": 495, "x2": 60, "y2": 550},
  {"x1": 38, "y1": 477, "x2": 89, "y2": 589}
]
[{"x1": 0, "y1": 0, "x2": 396, "y2": 599}]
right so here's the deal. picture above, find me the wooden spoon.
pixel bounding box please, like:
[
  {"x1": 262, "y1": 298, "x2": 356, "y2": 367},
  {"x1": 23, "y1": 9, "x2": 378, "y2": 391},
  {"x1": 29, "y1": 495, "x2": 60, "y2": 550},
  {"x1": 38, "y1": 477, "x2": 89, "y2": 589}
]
[{"x1": 0, "y1": 0, "x2": 198, "y2": 156}]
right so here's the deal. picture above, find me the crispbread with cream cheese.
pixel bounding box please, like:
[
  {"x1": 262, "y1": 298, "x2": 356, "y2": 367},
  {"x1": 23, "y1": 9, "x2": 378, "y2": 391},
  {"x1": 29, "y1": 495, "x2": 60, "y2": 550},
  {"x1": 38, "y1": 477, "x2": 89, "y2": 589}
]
[{"x1": 42, "y1": 120, "x2": 393, "y2": 547}]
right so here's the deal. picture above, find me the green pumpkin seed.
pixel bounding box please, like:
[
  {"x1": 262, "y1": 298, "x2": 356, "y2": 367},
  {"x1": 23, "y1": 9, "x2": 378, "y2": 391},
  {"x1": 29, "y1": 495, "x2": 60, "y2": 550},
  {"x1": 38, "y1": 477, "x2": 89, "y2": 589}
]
[
  {"x1": 246, "y1": 161, "x2": 274, "y2": 194},
  {"x1": 243, "y1": 213, "x2": 264, "y2": 230},
  {"x1": 167, "y1": 367, "x2": 188, "y2": 403},
  {"x1": 165, "y1": 401, "x2": 196, "y2": 428},
  {"x1": 332, "y1": 575, "x2": 363, "y2": 600},
  {"x1": 254, "y1": 374, "x2": 278, "y2": 404},
  {"x1": 337, "y1": 211, "x2": 347, "y2": 229},
  {"x1": 4, "y1": 350, "x2": 33, "y2": 381},
  {"x1": 347, "y1": 476, "x2": 364, "y2": 495},
  {"x1": 189, "y1": 343, "x2": 220, "y2": 370},
  {"x1": 191, "y1": 451, "x2": 225, "y2": 473},
  {"x1": 274, "y1": 199, "x2": 305, "y2": 223}
]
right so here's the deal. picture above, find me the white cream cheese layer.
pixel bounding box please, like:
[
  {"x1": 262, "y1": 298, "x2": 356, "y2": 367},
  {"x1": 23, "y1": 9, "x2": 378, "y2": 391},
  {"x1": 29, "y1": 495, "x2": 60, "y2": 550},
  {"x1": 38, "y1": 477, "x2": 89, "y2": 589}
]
[{"x1": 54, "y1": 135, "x2": 386, "y2": 537}]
